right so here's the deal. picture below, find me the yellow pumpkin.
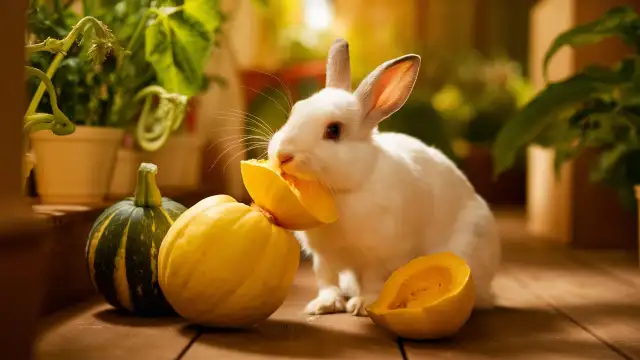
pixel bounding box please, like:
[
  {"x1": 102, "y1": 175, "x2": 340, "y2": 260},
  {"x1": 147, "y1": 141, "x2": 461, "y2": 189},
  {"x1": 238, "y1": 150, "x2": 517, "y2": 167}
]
[
  {"x1": 366, "y1": 251, "x2": 476, "y2": 340},
  {"x1": 157, "y1": 194, "x2": 301, "y2": 328},
  {"x1": 240, "y1": 159, "x2": 338, "y2": 230}
]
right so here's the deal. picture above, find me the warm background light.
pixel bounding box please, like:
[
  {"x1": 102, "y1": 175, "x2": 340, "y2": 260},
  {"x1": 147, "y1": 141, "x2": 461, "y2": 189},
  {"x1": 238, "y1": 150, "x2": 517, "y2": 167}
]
[{"x1": 303, "y1": 0, "x2": 333, "y2": 31}]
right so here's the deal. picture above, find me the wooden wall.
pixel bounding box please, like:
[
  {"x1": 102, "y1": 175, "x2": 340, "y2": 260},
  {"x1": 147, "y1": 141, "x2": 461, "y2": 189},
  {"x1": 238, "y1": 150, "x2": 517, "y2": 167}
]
[{"x1": 0, "y1": 1, "x2": 54, "y2": 359}]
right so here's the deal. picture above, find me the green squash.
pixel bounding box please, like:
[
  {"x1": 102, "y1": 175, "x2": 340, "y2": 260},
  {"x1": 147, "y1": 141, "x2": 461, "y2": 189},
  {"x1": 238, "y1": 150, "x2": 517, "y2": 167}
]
[{"x1": 85, "y1": 162, "x2": 187, "y2": 316}]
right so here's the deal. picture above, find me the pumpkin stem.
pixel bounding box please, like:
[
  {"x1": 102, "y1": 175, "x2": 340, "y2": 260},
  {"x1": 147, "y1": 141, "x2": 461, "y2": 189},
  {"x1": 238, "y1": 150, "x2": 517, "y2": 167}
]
[{"x1": 133, "y1": 163, "x2": 163, "y2": 207}]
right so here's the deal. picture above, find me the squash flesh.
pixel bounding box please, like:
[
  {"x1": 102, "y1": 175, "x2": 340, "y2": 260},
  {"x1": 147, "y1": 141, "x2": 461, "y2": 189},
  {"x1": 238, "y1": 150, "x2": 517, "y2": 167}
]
[
  {"x1": 388, "y1": 266, "x2": 454, "y2": 310},
  {"x1": 240, "y1": 159, "x2": 337, "y2": 230},
  {"x1": 366, "y1": 252, "x2": 475, "y2": 340}
]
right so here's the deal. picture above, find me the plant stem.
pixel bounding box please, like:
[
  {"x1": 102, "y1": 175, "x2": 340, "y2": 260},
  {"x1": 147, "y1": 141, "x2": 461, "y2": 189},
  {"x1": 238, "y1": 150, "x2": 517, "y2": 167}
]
[
  {"x1": 134, "y1": 85, "x2": 168, "y2": 100},
  {"x1": 82, "y1": 0, "x2": 91, "y2": 16},
  {"x1": 108, "y1": 8, "x2": 156, "y2": 125},
  {"x1": 24, "y1": 113, "x2": 56, "y2": 132},
  {"x1": 133, "y1": 163, "x2": 163, "y2": 207},
  {"x1": 128, "y1": 10, "x2": 151, "y2": 54},
  {"x1": 25, "y1": 38, "x2": 66, "y2": 58},
  {"x1": 26, "y1": 16, "x2": 104, "y2": 117},
  {"x1": 24, "y1": 66, "x2": 75, "y2": 135},
  {"x1": 132, "y1": 85, "x2": 189, "y2": 152},
  {"x1": 135, "y1": 89, "x2": 172, "y2": 151}
]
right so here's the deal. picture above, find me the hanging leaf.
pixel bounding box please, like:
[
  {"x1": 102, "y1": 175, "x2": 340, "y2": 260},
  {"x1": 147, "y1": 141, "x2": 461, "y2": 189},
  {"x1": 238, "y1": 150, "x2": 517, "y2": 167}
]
[
  {"x1": 145, "y1": 6, "x2": 215, "y2": 96},
  {"x1": 492, "y1": 70, "x2": 627, "y2": 176},
  {"x1": 542, "y1": 6, "x2": 640, "y2": 82},
  {"x1": 184, "y1": 0, "x2": 223, "y2": 34},
  {"x1": 250, "y1": 0, "x2": 269, "y2": 9},
  {"x1": 591, "y1": 143, "x2": 630, "y2": 182}
]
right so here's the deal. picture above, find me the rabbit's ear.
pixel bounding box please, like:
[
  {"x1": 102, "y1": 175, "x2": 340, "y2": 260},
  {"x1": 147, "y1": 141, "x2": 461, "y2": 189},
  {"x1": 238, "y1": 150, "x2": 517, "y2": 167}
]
[
  {"x1": 354, "y1": 54, "x2": 421, "y2": 128},
  {"x1": 326, "y1": 38, "x2": 351, "y2": 91}
]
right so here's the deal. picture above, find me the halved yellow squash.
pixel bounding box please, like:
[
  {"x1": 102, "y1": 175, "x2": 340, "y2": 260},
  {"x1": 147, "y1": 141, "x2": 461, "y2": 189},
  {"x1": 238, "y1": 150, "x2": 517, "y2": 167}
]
[
  {"x1": 366, "y1": 251, "x2": 476, "y2": 340},
  {"x1": 240, "y1": 159, "x2": 338, "y2": 230}
]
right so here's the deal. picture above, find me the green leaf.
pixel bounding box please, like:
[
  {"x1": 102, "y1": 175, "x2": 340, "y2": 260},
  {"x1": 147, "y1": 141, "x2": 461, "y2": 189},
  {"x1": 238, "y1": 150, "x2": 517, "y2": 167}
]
[
  {"x1": 184, "y1": 0, "x2": 223, "y2": 34},
  {"x1": 545, "y1": 120, "x2": 581, "y2": 174},
  {"x1": 492, "y1": 72, "x2": 622, "y2": 176},
  {"x1": 591, "y1": 143, "x2": 629, "y2": 182},
  {"x1": 145, "y1": 7, "x2": 214, "y2": 96},
  {"x1": 251, "y1": 0, "x2": 268, "y2": 8},
  {"x1": 543, "y1": 6, "x2": 640, "y2": 82}
]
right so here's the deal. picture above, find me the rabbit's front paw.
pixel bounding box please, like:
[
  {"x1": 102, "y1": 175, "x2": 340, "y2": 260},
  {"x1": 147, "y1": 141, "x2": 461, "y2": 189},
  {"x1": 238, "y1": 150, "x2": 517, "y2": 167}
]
[
  {"x1": 304, "y1": 288, "x2": 346, "y2": 315},
  {"x1": 346, "y1": 296, "x2": 371, "y2": 317}
]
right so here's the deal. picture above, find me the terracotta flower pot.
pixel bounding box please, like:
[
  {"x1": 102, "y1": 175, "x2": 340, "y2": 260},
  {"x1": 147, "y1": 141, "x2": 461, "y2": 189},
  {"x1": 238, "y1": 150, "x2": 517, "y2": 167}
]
[
  {"x1": 142, "y1": 133, "x2": 205, "y2": 192},
  {"x1": 108, "y1": 147, "x2": 142, "y2": 199},
  {"x1": 30, "y1": 126, "x2": 125, "y2": 205},
  {"x1": 460, "y1": 144, "x2": 526, "y2": 206},
  {"x1": 22, "y1": 153, "x2": 35, "y2": 192}
]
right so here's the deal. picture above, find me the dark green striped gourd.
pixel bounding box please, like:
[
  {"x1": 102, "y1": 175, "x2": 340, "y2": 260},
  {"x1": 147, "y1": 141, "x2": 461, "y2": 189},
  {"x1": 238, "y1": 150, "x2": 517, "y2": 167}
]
[{"x1": 85, "y1": 162, "x2": 187, "y2": 316}]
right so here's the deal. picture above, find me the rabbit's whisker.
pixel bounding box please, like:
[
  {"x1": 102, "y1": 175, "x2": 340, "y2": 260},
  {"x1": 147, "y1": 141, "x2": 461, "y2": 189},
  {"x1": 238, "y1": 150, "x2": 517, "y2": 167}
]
[
  {"x1": 221, "y1": 144, "x2": 267, "y2": 173},
  {"x1": 239, "y1": 85, "x2": 290, "y2": 118},
  {"x1": 244, "y1": 69, "x2": 294, "y2": 110},
  {"x1": 206, "y1": 134, "x2": 269, "y2": 151},
  {"x1": 211, "y1": 109, "x2": 275, "y2": 138},
  {"x1": 208, "y1": 141, "x2": 267, "y2": 171},
  {"x1": 207, "y1": 120, "x2": 272, "y2": 140}
]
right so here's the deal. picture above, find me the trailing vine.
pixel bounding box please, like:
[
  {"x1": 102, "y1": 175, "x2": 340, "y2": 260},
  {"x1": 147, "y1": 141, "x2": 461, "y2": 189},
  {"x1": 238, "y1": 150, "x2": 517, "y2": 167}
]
[{"x1": 25, "y1": 15, "x2": 124, "y2": 135}]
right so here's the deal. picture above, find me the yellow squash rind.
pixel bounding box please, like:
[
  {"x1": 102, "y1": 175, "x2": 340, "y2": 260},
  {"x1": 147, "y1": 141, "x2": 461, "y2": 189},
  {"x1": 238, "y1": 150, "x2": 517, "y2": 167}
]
[
  {"x1": 366, "y1": 251, "x2": 476, "y2": 340},
  {"x1": 240, "y1": 159, "x2": 338, "y2": 230},
  {"x1": 158, "y1": 194, "x2": 301, "y2": 328}
]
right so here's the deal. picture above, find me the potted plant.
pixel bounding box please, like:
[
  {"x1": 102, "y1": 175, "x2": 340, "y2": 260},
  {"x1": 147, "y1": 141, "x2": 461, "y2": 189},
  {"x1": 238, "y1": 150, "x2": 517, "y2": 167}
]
[
  {"x1": 492, "y1": 6, "x2": 640, "y2": 255},
  {"x1": 25, "y1": 4, "x2": 126, "y2": 204},
  {"x1": 26, "y1": 0, "x2": 224, "y2": 203},
  {"x1": 99, "y1": 0, "x2": 225, "y2": 195},
  {"x1": 430, "y1": 54, "x2": 535, "y2": 205}
]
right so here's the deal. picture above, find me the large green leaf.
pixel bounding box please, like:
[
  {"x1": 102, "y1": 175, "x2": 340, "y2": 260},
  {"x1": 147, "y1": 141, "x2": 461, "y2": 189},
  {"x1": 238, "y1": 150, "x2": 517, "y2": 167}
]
[
  {"x1": 591, "y1": 143, "x2": 630, "y2": 182},
  {"x1": 184, "y1": 0, "x2": 222, "y2": 33},
  {"x1": 492, "y1": 71, "x2": 625, "y2": 176},
  {"x1": 145, "y1": 5, "x2": 216, "y2": 96},
  {"x1": 543, "y1": 6, "x2": 640, "y2": 82}
]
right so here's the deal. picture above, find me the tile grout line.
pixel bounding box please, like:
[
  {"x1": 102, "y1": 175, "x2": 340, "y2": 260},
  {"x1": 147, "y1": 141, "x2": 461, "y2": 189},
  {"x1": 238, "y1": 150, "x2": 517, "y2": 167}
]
[
  {"x1": 396, "y1": 338, "x2": 409, "y2": 360},
  {"x1": 507, "y1": 268, "x2": 634, "y2": 360},
  {"x1": 175, "y1": 329, "x2": 203, "y2": 360},
  {"x1": 546, "y1": 301, "x2": 634, "y2": 360}
]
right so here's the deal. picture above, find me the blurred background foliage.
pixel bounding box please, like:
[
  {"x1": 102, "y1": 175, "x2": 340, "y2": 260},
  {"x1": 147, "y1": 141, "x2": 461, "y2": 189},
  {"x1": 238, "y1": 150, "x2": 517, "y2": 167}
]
[
  {"x1": 243, "y1": 0, "x2": 535, "y2": 164},
  {"x1": 237, "y1": 0, "x2": 537, "y2": 204}
]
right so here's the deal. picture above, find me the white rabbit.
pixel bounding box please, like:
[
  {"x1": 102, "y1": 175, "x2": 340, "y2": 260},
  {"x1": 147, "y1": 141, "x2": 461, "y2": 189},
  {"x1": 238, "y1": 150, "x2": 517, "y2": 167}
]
[{"x1": 267, "y1": 38, "x2": 501, "y2": 316}]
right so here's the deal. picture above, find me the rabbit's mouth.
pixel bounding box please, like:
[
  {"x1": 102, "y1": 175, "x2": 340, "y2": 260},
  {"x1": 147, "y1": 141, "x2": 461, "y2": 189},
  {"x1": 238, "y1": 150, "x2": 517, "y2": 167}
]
[{"x1": 280, "y1": 161, "x2": 318, "y2": 182}]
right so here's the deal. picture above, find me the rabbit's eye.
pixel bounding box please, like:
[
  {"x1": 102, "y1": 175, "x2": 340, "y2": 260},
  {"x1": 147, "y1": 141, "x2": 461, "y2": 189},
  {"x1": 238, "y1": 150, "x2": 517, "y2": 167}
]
[{"x1": 324, "y1": 122, "x2": 342, "y2": 141}]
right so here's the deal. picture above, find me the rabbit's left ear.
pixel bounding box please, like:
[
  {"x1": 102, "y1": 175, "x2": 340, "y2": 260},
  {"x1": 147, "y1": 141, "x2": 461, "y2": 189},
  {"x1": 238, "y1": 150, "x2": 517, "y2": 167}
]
[
  {"x1": 326, "y1": 38, "x2": 352, "y2": 91},
  {"x1": 354, "y1": 54, "x2": 421, "y2": 128}
]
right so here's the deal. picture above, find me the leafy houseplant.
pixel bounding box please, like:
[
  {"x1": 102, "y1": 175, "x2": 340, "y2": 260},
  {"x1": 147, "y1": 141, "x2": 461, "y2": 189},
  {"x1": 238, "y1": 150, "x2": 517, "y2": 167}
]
[
  {"x1": 25, "y1": 15, "x2": 123, "y2": 135},
  {"x1": 430, "y1": 54, "x2": 534, "y2": 161},
  {"x1": 24, "y1": 10, "x2": 125, "y2": 201},
  {"x1": 26, "y1": 0, "x2": 224, "y2": 203},
  {"x1": 492, "y1": 6, "x2": 640, "y2": 210}
]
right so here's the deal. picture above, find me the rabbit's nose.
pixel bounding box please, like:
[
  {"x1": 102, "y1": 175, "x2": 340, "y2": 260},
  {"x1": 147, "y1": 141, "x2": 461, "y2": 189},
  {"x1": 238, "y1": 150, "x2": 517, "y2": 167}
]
[{"x1": 277, "y1": 152, "x2": 294, "y2": 165}]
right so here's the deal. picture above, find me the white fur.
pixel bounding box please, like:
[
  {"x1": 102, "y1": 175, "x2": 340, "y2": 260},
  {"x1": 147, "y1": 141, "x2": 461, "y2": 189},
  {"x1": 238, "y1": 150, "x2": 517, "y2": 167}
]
[{"x1": 267, "y1": 49, "x2": 501, "y2": 317}]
